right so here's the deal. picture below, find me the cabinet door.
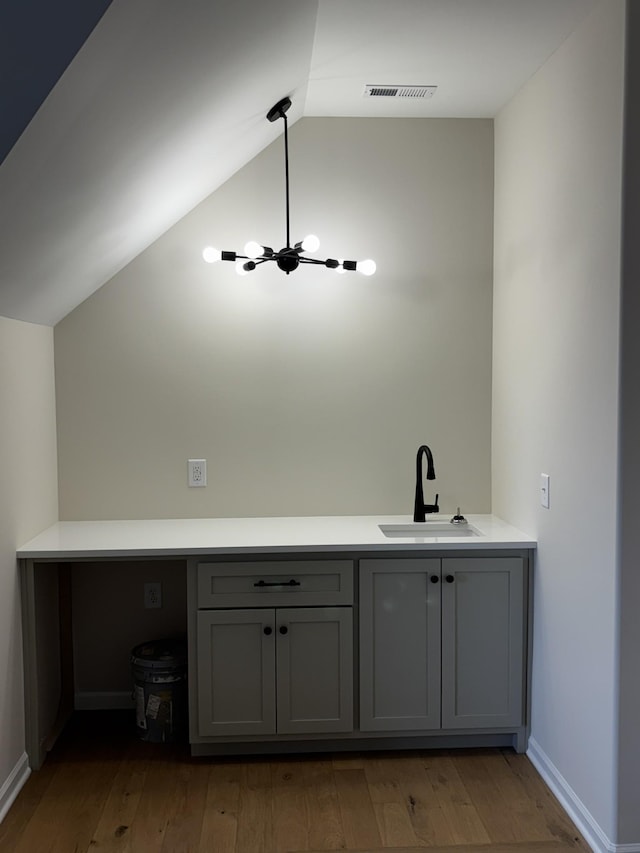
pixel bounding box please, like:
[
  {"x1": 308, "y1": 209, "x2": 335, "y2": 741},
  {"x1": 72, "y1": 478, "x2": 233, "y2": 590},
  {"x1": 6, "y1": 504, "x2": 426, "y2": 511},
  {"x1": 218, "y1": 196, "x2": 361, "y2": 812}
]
[
  {"x1": 276, "y1": 607, "x2": 353, "y2": 734},
  {"x1": 197, "y1": 608, "x2": 276, "y2": 736},
  {"x1": 441, "y1": 557, "x2": 525, "y2": 729},
  {"x1": 359, "y1": 559, "x2": 441, "y2": 731}
]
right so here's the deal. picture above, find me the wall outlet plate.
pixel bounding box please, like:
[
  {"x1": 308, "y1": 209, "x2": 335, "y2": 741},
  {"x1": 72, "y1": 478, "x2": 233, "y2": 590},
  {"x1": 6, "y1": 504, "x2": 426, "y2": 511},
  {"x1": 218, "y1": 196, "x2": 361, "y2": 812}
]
[
  {"x1": 144, "y1": 581, "x2": 162, "y2": 609},
  {"x1": 188, "y1": 458, "x2": 207, "y2": 487},
  {"x1": 540, "y1": 473, "x2": 550, "y2": 508}
]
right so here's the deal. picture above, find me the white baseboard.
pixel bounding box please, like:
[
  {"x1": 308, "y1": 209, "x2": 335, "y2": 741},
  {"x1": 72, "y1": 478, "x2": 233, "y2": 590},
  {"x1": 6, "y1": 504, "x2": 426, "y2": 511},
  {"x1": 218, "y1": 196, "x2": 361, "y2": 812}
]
[
  {"x1": 74, "y1": 691, "x2": 135, "y2": 711},
  {"x1": 527, "y1": 737, "x2": 640, "y2": 853},
  {"x1": 0, "y1": 752, "x2": 31, "y2": 825}
]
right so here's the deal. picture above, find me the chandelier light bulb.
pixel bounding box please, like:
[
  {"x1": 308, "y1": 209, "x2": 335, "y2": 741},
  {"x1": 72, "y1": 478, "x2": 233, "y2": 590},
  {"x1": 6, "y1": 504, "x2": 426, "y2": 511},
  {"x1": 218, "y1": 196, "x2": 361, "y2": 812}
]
[
  {"x1": 244, "y1": 241, "x2": 264, "y2": 259},
  {"x1": 335, "y1": 260, "x2": 346, "y2": 275},
  {"x1": 202, "y1": 246, "x2": 222, "y2": 263},
  {"x1": 357, "y1": 259, "x2": 377, "y2": 276},
  {"x1": 235, "y1": 260, "x2": 250, "y2": 276},
  {"x1": 301, "y1": 234, "x2": 320, "y2": 253}
]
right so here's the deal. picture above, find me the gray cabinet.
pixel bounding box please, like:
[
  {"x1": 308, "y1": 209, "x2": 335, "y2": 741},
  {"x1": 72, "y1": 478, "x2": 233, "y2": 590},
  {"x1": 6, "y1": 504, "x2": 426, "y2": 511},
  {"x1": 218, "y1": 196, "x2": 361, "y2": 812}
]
[
  {"x1": 276, "y1": 607, "x2": 353, "y2": 735},
  {"x1": 441, "y1": 557, "x2": 524, "y2": 729},
  {"x1": 359, "y1": 556, "x2": 525, "y2": 733},
  {"x1": 197, "y1": 608, "x2": 276, "y2": 737},
  {"x1": 197, "y1": 560, "x2": 353, "y2": 608},
  {"x1": 359, "y1": 559, "x2": 441, "y2": 731},
  {"x1": 194, "y1": 559, "x2": 354, "y2": 738},
  {"x1": 197, "y1": 606, "x2": 353, "y2": 737}
]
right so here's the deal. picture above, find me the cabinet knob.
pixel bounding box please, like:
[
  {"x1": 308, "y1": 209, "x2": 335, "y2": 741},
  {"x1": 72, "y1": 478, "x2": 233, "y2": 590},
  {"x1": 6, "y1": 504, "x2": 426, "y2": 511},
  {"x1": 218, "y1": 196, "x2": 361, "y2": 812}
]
[
  {"x1": 263, "y1": 626, "x2": 272, "y2": 636},
  {"x1": 445, "y1": 574, "x2": 455, "y2": 584},
  {"x1": 430, "y1": 575, "x2": 439, "y2": 584},
  {"x1": 279, "y1": 625, "x2": 288, "y2": 635}
]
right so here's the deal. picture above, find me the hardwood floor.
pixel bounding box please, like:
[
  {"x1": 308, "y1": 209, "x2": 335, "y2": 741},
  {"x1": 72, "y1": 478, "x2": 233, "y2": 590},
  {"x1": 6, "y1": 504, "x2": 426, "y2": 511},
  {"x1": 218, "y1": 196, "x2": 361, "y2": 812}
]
[{"x1": 0, "y1": 712, "x2": 589, "y2": 853}]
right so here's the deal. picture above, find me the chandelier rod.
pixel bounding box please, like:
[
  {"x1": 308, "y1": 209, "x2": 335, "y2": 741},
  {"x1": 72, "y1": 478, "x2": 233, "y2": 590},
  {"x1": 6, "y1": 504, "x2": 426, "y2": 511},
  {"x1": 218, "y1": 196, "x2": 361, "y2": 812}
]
[
  {"x1": 267, "y1": 97, "x2": 294, "y2": 252},
  {"x1": 283, "y1": 108, "x2": 291, "y2": 251}
]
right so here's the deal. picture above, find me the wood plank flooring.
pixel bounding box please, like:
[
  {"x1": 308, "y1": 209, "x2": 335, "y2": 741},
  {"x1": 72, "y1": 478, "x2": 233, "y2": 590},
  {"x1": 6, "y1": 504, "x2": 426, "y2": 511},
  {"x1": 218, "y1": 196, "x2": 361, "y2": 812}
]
[{"x1": 0, "y1": 712, "x2": 590, "y2": 853}]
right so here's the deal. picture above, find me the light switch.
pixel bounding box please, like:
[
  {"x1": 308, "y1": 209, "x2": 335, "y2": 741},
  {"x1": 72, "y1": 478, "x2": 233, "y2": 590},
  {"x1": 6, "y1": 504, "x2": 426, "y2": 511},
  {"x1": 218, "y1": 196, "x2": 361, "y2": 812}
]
[{"x1": 540, "y1": 473, "x2": 550, "y2": 509}]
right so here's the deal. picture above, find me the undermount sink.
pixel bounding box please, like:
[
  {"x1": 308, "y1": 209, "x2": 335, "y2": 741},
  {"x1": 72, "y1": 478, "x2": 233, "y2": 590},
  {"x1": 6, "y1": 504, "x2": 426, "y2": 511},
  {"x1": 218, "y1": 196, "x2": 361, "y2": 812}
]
[{"x1": 378, "y1": 521, "x2": 480, "y2": 538}]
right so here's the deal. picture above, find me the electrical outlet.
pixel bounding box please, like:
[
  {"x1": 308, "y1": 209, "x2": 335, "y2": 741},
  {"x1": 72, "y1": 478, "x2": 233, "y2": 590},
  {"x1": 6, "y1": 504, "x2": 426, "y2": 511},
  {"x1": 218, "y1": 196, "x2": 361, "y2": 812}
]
[
  {"x1": 188, "y1": 458, "x2": 207, "y2": 487},
  {"x1": 144, "y1": 582, "x2": 162, "y2": 609}
]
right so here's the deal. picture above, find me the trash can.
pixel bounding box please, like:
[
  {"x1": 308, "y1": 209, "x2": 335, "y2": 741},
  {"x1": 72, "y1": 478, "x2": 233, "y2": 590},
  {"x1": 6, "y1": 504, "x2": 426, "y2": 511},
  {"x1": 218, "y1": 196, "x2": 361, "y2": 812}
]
[{"x1": 131, "y1": 638, "x2": 187, "y2": 743}]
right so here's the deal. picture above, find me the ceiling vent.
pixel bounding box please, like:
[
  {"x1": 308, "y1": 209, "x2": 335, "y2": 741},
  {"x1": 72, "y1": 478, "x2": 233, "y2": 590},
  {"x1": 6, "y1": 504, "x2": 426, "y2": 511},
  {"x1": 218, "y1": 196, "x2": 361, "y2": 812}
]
[{"x1": 364, "y1": 84, "x2": 437, "y2": 99}]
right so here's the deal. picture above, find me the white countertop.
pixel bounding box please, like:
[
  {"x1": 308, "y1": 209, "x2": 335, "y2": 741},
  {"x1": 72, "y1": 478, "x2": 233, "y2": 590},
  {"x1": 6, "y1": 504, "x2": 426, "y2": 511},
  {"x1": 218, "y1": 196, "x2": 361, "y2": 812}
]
[{"x1": 16, "y1": 515, "x2": 536, "y2": 560}]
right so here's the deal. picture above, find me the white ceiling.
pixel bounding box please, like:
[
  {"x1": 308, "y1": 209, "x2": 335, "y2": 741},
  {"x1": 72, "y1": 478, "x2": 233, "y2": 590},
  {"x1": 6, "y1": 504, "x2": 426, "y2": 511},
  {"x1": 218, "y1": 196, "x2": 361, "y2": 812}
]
[{"x1": 0, "y1": 0, "x2": 599, "y2": 326}]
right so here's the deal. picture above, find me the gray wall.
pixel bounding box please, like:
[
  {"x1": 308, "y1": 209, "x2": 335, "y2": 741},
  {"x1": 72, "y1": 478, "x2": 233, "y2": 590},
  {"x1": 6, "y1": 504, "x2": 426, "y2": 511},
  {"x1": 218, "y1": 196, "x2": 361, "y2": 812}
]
[
  {"x1": 493, "y1": 0, "x2": 625, "y2": 845},
  {"x1": 0, "y1": 317, "x2": 58, "y2": 816},
  {"x1": 54, "y1": 117, "x2": 494, "y2": 522}
]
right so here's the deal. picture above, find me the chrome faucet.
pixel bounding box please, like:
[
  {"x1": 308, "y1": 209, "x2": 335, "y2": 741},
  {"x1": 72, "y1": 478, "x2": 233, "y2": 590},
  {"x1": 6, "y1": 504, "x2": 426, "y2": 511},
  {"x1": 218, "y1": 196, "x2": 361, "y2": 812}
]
[{"x1": 414, "y1": 444, "x2": 439, "y2": 522}]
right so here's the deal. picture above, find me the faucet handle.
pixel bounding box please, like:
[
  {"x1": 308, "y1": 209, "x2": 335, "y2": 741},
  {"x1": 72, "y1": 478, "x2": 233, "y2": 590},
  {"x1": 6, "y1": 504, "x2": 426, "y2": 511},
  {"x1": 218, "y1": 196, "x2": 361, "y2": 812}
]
[
  {"x1": 424, "y1": 494, "x2": 439, "y2": 514},
  {"x1": 450, "y1": 506, "x2": 468, "y2": 524}
]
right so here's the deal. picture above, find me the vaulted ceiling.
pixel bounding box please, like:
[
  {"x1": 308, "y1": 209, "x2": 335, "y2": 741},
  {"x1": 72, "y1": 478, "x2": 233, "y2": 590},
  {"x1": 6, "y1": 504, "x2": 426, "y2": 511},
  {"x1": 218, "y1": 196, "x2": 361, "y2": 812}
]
[{"x1": 0, "y1": 0, "x2": 599, "y2": 326}]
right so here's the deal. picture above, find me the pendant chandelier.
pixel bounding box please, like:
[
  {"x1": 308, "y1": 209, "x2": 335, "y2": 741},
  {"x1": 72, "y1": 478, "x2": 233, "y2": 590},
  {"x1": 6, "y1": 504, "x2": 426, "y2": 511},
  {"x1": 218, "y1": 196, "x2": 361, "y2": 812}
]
[{"x1": 202, "y1": 97, "x2": 376, "y2": 277}]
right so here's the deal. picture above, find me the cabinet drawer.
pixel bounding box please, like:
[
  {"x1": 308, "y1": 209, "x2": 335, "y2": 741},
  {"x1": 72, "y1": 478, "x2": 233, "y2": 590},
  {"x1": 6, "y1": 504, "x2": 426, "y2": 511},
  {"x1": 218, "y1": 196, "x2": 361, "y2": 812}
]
[{"x1": 197, "y1": 560, "x2": 353, "y2": 608}]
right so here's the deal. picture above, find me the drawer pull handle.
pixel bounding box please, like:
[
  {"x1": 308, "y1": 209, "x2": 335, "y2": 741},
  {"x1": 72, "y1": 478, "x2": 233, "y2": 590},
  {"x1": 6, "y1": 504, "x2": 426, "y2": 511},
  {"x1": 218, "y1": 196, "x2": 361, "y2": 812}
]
[
  {"x1": 446, "y1": 574, "x2": 455, "y2": 584},
  {"x1": 279, "y1": 625, "x2": 288, "y2": 635},
  {"x1": 253, "y1": 579, "x2": 301, "y2": 588},
  {"x1": 430, "y1": 575, "x2": 439, "y2": 584},
  {"x1": 263, "y1": 626, "x2": 272, "y2": 636}
]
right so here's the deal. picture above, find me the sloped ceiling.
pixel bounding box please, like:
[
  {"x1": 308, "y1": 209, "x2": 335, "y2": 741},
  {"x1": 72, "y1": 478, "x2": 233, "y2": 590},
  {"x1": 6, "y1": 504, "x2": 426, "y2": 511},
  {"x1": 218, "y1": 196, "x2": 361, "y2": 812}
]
[{"x1": 0, "y1": 0, "x2": 599, "y2": 326}]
